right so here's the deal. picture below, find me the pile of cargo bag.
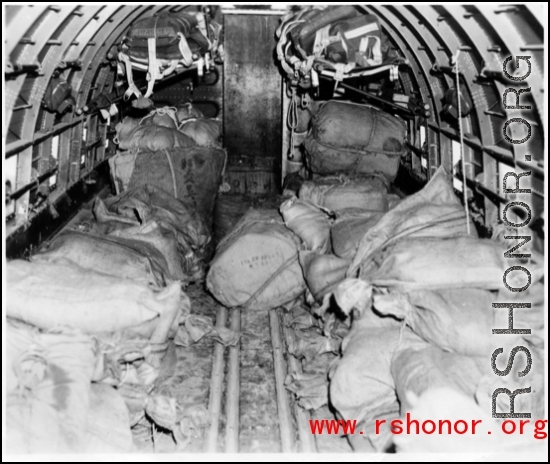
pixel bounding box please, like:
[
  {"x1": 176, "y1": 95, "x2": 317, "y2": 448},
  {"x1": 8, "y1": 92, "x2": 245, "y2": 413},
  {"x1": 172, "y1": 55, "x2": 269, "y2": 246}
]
[{"x1": 6, "y1": 98, "x2": 230, "y2": 453}]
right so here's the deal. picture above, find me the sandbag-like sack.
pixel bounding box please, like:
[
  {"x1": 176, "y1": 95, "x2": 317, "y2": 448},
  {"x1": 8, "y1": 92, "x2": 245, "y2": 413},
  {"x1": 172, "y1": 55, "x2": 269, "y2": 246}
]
[
  {"x1": 280, "y1": 197, "x2": 332, "y2": 253},
  {"x1": 375, "y1": 287, "x2": 497, "y2": 357},
  {"x1": 304, "y1": 101, "x2": 406, "y2": 182},
  {"x1": 5, "y1": 320, "x2": 97, "y2": 453},
  {"x1": 7, "y1": 260, "x2": 182, "y2": 334},
  {"x1": 329, "y1": 310, "x2": 401, "y2": 450},
  {"x1": 207, "y1": 209, "x2": 306, "y2": 310},
  {"x1": 299, "y1": 175, "x2": 388, "y2": 211},
  {"x1": 116, "y1": 124, "x2": 196, "y2": 152},
  {"x1": 390, "y1": 327, "x2": 486, "y2": 414},
  {"x1": 32, "y1": 230, "x2": 170, "y2": 287},
  {"x1": 365, "y1": 235, "x2": 523, "y2": 292},
  {"x1": 349, "y1": 166, "x2": 477, "y2": 278}
]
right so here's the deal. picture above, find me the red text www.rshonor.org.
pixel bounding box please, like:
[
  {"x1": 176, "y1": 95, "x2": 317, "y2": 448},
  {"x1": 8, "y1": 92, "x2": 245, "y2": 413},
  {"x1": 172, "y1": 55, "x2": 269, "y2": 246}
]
[{"x1": 309, "y1": 416, "x2": 548, "y2": 439}]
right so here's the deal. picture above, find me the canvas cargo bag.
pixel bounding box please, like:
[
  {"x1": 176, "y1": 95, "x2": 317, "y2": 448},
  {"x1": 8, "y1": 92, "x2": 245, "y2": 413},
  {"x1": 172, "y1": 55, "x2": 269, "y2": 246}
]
[
  {"x1": 32, "y1": 230, "x2": 170, "y2": 287},
  {"x1": 120, "y1": 13, "x2": 214, "y2": 100},
  {"x1": 5, "y1": 320, "x2": 97, "y2": 453},
  {"x1": 206, "y1": 209, "x2": 306, "y2": 310},
  {"x1": 128, "y1": 146, "x2": 227, "y2": 226},
  {"x1": 390, "y1": 327, "x2": 486, "y2": 415},
  {"x1": 280, "y1": 197, "x2": 332, "y2": 253},
  {"x1": 7, "y1": 260, "x2": 182, "y2": 334},
  {"x1": 299, "y1": 175, "x2": 388, "y2": 211},
  {"x1": 329, "y1": 310, "x2": 401, "y2": 451},
  {"x1": 364, "y1": 235, "x2": 530, "y2": 292},
  {"x1": 115, "y1": 124, "x2": 196, "y2": 152},
  {"x1": 349, "y1": 166, "x2": 475, "y2": 278},
  {"x1": 375, "y1": 287, "x2": 498, "y2": 357},
  {"x1": 95, "y1": 184, "x2": 212, "y2": 278},
  {"x1": 304, "y1": 101, "x2": 407, "y2": 181}
]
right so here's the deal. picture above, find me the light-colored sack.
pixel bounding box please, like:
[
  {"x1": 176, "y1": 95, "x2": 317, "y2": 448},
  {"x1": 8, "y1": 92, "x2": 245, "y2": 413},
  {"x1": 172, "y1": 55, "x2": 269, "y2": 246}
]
[
  {"x1": 109, "y1": 221, "x2": 185, "y2": 281},
  {"x1": 349, "y1": 166, "x2": 476, "y2": 279},
  {"x1": 33, "y1": 230, "x2": 170, "y2": 287},
  {"x1": 207, "y1": 208, "x2": 306, "y2": 310},
  {"x1": 375, "y1": 287, "x2": 498, "y2": 357},
  {"x1": 5, "y1": 321, "x2": 97, "y2": 453},
  {"x1": 84, "y1": 384, "x2": 134, "y2": 453},
  {"x1": 329, "y1": 310, "x2": 401, "y2": 451},
  {"x1": 7, "y1": 260, "x2": 182, "y2": 334},
  {"x1": 280, "y1": 197, "x2": 332, "y2": 253},
  {"x1": 391, "y1": 327, "x2": 486, "y2": 415},
  {"x1": 392, "y1": 387, "x2": 547, "y2": 453},
  {"x1": 299, "y1": 251, "x2": 350, "y2": 301},
  {"x1": 331, "y1": 209, "x2": 385, "y2": 260},
  {"x1": 109, "y1": 151, "x2": 139, "y2": 195},
  {"x1": 95, "y1": 184, "x2": 212, "y2": 279},
  {"x1": 365, "y1": 235, "x2": 526, "y2": 291},
  {"x1": 117, "y1": 124, "x2": 196, "y2": 152},
  {"x1": 114, "y1": 116, "x2": 140, "y2": 145},
  {"x1": 304, "y1": 101, "x2": 407, "y2": 182},
  {"x1": 299, "y1": 175, "x2": 388, "y2": 211},
  {"x1": 179, "y1": 118, "x2": 221, "y2": 146}
]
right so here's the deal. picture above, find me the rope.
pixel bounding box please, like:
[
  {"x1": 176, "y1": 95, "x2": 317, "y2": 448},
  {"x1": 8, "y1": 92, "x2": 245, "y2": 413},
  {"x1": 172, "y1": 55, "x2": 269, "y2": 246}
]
[{"x1": 454, "y1": 50, "x2": 471, "y2": 235}]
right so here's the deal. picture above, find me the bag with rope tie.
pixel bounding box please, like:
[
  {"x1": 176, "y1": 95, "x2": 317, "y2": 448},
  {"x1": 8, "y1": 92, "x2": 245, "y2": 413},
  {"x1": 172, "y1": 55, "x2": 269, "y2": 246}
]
[
  {"x1": 206, "y1": 208, "x2": 306, "y2": 310},
  {"x1": 119, "y1": 12, "x2": 220, "y2": 101}
]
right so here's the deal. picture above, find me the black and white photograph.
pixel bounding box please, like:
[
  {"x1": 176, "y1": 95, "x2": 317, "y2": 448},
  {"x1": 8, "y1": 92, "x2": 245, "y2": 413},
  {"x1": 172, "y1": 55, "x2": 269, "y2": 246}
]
[{"x1": 2, "y1": 2, "x2": 548, "y2": 460}]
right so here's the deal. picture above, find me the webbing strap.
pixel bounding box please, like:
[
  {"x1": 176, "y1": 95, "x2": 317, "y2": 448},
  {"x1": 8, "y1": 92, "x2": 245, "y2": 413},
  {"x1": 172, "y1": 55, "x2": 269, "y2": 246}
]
[
  {"x1": 240, "y1": 253, "x2": 300, "y2": 310},
  {"x1": 144, "y1": 37, "x2": 159, "y2": 98},
  {"x1": 119, "y1": 52, "x2": 142, "y2": 100},
  {"x1": 177, "y1": 32, "x2": 194, "y2": 67}
]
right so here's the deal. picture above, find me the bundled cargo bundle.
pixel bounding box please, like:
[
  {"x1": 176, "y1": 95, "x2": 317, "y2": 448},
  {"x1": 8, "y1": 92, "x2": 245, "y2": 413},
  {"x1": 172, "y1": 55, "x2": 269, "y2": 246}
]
[
  {"x1": 391, "y1": 327, "x2": 487, "y2": 414},
  {"x1": 304, "y1": 101, "x2": 407, "y2": 182},
  {"x1": 115, "y1": 124, "x2": 196, "y2": 152},
  {"x1": 32, "y1": 230, "x2": 171, "y2": 287},
  {"x1": 119, "y1": 12, "x2": 222, "y2": 100},
  {"x1": 299, "y1": 175, "x2": 389, "y2": 211},
  {"x1": 375, "y1": 287, "x2": 497, "y2": 357},
  {"x1": 276, "y1": 6, "x2": 403, "y2": 88},
  {"x1": 6, "y1": 260, "x2": 183, "y2": 335},
  {"x1": 128, "y1": 146, "x2": 227, "y2": 226},
  {"x1": 329, "y1": 307, "x2": 402, "y2": 451},
  {"x1": 206, "y1": 209, "x2": 306, "y2": 310},
  {"x1": 280, "y1": 197, "x2": 332, "y2": 253},
  {"x1": 179, "y1": 118, "x2": 222, "y2": 147},
  {"x1": 349, "y1": 166, "x2": 475, "y2": 278},
  {"x1": 5, "y1": 319, "x2": 99, "y2": 453},
  {"x1": 95, "y1": 184, "x2": 212, "y2": 279},
  {"x1": 138, "y1": 107, "x2": 180, "y2": 129}
]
